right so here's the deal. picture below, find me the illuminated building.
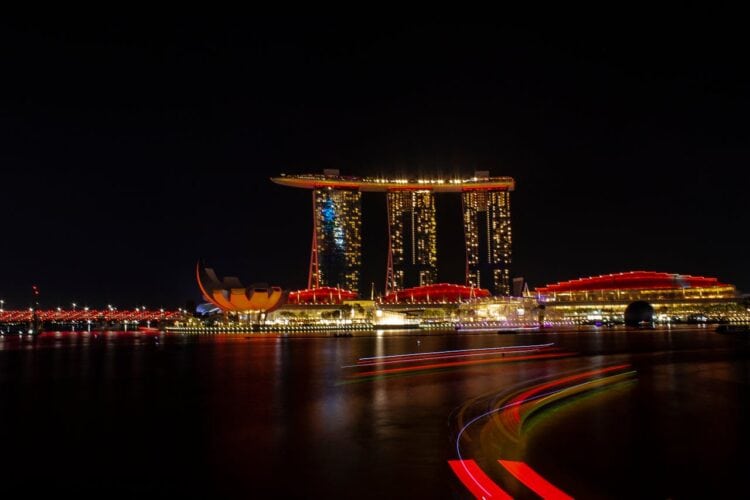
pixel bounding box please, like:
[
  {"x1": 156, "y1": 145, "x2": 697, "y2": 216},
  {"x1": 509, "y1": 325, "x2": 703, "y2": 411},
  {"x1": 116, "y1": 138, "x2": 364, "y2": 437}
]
[
  {"x1": 462, "y1": 186, "x2": 512, "y2": 295},
  {"x1": 535, "y1": 271, "x2": 749, "y2": 324},
  {"x1": 386, "y1": 190, "x2": 437, "y2": 291},
  {"x1": 271, "y1": 170, "x2": 515, "y2": 296},
  {"x1": 288, "y1": 287, "x2": 358, "y2": 305},
  {"x1": 196, "y1": 263, "x2": 286, "y2": 312},
  {"x1": 382, "y1": 283, "x2": 490, "y2": 304},
  {"x1": 310, "y1": 188, "x2": 362, "y2": 293}
]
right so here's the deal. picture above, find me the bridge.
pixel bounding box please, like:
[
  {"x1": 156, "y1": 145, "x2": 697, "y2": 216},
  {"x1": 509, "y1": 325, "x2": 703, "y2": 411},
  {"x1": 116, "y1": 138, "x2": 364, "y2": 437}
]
[{"x1": 0, "y1": 309, "x2": 182, "y2": 323}]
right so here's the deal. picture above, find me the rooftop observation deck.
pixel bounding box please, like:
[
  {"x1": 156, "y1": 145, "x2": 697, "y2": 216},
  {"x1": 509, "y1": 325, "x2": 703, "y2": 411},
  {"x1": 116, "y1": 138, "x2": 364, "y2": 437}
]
[{"x1": 270, "y1": 173, "x2": 515, "y2": 192}]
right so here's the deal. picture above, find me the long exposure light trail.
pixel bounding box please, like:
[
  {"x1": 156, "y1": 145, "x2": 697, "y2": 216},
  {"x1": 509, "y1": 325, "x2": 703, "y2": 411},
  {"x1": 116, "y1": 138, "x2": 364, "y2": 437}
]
[
  {"x1": 451, "y1": 364, "x2": 635, "y2": 497},
  {"x1": 358, "y1": 343, "x2": 555, "y2": 362},
  {"x1": 345, "y1": 345, "x2": 560, "y2": 368},
  {"x1": 497, "y1": 371, "x2": 637, "y2": 439},
  {"x1": 504, "y1": 364, "x2": 630, "y2": 425},
  {"x1": 498, "y1": 460, "x2": 573, "y2": 500},
  {"x1": 448, "y1": 459, "x2": 512, "y2": 499},
  {"x1": 352, "y1": 351, "x2": 573, "y2": 378}
]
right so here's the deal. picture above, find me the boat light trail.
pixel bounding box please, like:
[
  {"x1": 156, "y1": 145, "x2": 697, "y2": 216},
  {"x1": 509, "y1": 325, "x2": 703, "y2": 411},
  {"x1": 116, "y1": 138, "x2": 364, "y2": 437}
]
[
  {"x1": 452, "y1": 364, "x2": 634, "y2": 497},
  {"x1": 448, "y1": 459, "x2": 512, "y2": 499},
  {"x1": 353, "y1": 351, "x2": 572, "y2": 377},
  {"x1": 358, "y1": 343, "x2": 554, "y2": 362},
  {"x1": 452, "y1": 389, "x2": 583, "y2": 495},
  {"x1": 504, "y1": 364, "x2": 630, "y2": 425},
  {"x1": 498, "y1": 460, "x2": 573, "y2": 500},
  {"x1": 344, "y1": 346, "x2": 560, "y2": 368}
]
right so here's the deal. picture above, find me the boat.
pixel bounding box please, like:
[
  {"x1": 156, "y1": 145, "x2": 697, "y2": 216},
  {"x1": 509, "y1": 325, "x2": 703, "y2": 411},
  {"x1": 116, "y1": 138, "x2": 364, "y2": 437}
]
[{"x1": 137, "y1": 326, "x2": 161, "y2": 333}]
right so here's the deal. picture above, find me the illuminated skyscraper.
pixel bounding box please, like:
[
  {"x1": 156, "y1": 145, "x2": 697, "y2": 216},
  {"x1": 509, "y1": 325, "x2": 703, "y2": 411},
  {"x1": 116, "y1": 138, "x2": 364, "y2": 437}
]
[
  {"x1": 462, "y1": 187, "x2": 512, "y2": 295},
  {"x1": 272, "y1": 171, "x2": 514, "y2": 297},
  {"x1": 309, "y1": 187, "x2": 362, "y2": 293},
  {"x1": 385, "y1": 190, "x2": 437, "y2": 292}
]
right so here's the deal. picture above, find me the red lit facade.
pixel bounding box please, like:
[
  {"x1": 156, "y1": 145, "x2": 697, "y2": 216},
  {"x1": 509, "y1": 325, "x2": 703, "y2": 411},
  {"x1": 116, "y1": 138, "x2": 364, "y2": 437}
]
[
  {"x1": 382, "y1": 283, "x2": 490, "y2": 303},
  {"x1": 288, "y1": 287, "x2": 358, "y2": 305},
  {"x1": 533, "y1": 271, "x2": 743, "y2": 324},
  {"x1": 536, "y1": 271, "x2": 727, "y2": 294}
]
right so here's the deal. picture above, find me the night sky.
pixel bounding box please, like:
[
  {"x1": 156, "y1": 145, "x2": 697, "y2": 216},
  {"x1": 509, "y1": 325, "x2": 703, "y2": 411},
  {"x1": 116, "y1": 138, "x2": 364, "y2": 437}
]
[{"x1": 1, "y1": 15, "x2": 748, "y2": 309}]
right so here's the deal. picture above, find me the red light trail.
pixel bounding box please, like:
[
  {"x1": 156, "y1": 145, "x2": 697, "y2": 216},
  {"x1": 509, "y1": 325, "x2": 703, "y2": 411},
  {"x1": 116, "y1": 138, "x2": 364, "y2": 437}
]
[
  {"x1": 450, "y1": 364, "x2": 636, "y2": 498},
  {"x1": 448, "y1": 459, "x2": 512, "y2": 499},
  {"x1": 349, "y1": 343, "x2": 557, "y2": 368},
  {"x1": 498, "y1": 460, "x2": 573, "y2": 500},
  {"x1": 504, "y1": 364, "x2": 630, "y2": 425},
  {"x1": 352, "y1": 351, "x2": 573, "y2": 378}
]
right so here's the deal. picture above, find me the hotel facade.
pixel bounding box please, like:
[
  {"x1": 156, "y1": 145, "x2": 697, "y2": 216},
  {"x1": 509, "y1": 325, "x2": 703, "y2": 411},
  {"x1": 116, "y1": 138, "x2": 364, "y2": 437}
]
[{"x1": 272, "y1": 170, "x2": 515, "y2": 296}]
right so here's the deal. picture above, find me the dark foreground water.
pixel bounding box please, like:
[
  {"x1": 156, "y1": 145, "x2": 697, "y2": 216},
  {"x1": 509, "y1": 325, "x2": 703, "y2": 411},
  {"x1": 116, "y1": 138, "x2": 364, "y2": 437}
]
[{"x1": 1, "y1": 327, "x2": 749, "y2": 499}]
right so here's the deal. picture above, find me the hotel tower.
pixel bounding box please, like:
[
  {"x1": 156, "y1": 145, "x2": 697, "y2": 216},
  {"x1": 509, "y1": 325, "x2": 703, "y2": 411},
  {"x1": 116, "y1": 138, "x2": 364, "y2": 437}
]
[{"x1": 271, "y1": 170, "x2": 514, "y2": 296}]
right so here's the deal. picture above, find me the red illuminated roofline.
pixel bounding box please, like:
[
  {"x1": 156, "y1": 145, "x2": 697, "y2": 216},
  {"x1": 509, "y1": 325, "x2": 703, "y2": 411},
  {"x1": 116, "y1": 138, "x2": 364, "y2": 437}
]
[
  {"x1": 271, "y1": 175, "x2": 514, "y2": 192},
  {"x1": 535, "y1": 270, "x2": 729, "y2": 293},
  {"x1": 383, "y1": 283, "x2": 491, "y2": 303},
  {"x1": 289, "y1": 286, "x2": 358, "y2": 295},
  {"x1": 288, "y1": 286, "x2": 358, "y2": 304}
]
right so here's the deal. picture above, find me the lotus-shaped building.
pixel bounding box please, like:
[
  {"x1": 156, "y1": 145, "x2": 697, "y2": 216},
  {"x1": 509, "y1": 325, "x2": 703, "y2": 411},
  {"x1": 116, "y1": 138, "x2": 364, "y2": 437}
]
[{"x1": 196, "y1": 263, "x2": 286, "y2": 312}]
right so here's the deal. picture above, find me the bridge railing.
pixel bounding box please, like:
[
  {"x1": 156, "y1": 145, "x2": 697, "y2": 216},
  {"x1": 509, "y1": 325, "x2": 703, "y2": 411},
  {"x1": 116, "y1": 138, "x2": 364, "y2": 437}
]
[{"x1": 0, "y1": 310, "x2": 182, "y2": 322}]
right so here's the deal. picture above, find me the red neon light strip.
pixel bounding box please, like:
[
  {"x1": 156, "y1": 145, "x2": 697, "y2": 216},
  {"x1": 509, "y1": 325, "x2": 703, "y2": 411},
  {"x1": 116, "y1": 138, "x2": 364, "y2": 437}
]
[
  {"x1": 353, "y1": 352, "x2": 571, "y2": 377},
  {"x1": 498, "y1": 460, "x2": 572, "y2": 500},
  {"x1": 448, "y1": 459, "x2": 512, "y2": 499}
]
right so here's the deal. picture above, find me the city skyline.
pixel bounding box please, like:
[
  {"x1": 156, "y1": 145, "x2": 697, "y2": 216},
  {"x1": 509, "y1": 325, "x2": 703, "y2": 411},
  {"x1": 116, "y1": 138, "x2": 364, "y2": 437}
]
[
  {"x1": 4, "y1": 13, "x2": 750, "y2": 500},
  {"x1": 1, "y1": 17, "x2": 749, "y2": 307}
]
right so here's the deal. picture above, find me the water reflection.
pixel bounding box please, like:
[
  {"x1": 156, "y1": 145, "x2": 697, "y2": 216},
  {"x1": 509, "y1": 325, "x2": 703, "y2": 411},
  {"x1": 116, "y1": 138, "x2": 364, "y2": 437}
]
[{"x1": 0, "y1": 327, "x2": 749, "y2": 498}]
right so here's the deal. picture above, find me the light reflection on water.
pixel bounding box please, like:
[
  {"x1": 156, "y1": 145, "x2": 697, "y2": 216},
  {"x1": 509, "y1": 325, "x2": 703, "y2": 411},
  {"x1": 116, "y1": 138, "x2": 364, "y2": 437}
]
[{"x1": 0, "y1": 327, "x2": 749, "y2": 498}]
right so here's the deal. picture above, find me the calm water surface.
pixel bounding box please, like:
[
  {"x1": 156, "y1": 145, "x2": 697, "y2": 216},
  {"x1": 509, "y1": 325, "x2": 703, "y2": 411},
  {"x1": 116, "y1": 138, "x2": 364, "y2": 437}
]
[{"x1": 1, "y1": 327, "x2": 749, "y2": 498}]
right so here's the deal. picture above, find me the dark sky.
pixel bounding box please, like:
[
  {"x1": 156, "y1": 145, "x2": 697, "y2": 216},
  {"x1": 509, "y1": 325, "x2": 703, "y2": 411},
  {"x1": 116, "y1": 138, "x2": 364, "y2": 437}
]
[{"x1": 1, "y1": 15, "x2": 748, "y2": 309}]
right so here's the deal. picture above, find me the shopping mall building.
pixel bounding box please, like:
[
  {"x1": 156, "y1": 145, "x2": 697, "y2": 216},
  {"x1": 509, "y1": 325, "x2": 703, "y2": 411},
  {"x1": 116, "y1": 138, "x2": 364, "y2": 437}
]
[{"x1": 535, "y1": 271, "x2": 750, "y2": 325}]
